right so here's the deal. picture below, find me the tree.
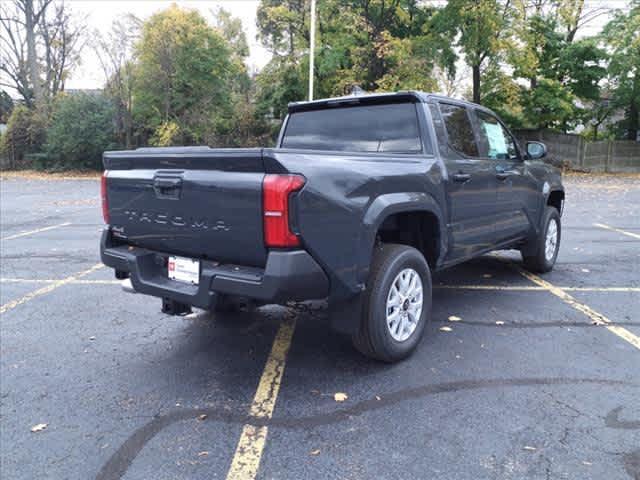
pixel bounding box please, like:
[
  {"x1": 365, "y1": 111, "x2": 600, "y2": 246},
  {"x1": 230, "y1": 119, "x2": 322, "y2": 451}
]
[
  {"x1": 601, "y1": 1, "x2": 640, "y2": 140},
  {"x1": 480, "y1": 63, "x2": 525, "y2": 127},
  {"x1": 255, "y1": 56, "x2": 306, "y2": 121},
  {"x1": 44, "y1": 92, "x2": 116, "y2": 169},
  {"x1": 132, "y1": 5, "x2": 237, "y2": 146},
  {"x1": 479, "y1": 0, "x2": 609, "y2": 130},
  {"x1": 211, "y1": 8, "x2": 271, "y2": 147},
  {"x1": 435, "y1": 0, "x2": 513, "y2": 104},
  {"x1": 212, "y1": 7, "x2": 249, "y2": 59},
  {"x1": 38, "y1": 3, "x2": 85, "y2": 104},
  {"x1": 0, "y1": 89, "x2": 14, "y2": 123},
  {"x1": 0, "y1": 0, "x2": 85, "y2": 108},
  {"x1": 94, "y1": 15, "x2": 141, "y2": 148},
  {"x1": 257, "y1": 0, "x2": 309, "y2": 57},
  {"x1": 255, "y1": 0, "x2": 451, "y2": 117}
]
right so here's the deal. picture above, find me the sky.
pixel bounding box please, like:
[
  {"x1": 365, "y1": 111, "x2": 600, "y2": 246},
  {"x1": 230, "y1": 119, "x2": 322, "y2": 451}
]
[{"x1": 65, "y1": 0, "x2": 271, "y2": 91}]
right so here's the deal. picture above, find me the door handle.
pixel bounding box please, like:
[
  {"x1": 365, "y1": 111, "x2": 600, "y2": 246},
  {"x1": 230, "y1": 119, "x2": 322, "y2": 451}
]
[
  {"x1": 153, "y1": 176, "x2": 182, "y2": 199},
  {"x1": 452, "y1": 173, "x2": 471, "y2": 183}
]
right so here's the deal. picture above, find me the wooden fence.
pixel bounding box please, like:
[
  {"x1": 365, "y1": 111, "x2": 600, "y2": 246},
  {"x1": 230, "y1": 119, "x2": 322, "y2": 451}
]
[{"x1": 514, "y1": 129, "x2": 640, "y2": 173}]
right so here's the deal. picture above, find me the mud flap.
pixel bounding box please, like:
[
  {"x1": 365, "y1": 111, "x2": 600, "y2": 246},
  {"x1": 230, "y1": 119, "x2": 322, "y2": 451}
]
[{"x1": 329, "y1": 292, "x2": 364, "y2": 335}]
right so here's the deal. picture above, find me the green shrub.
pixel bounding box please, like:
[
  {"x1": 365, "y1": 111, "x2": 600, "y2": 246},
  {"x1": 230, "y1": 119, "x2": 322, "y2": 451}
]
[
  {"x1": 44, "y1": 93, "x2": 117, "y2": 170},
  {"x1": 24, "y1": 152, "x2": 54, "y2": 170},
  {"x1": 1, "y1": 105, "x2": 47, "y2": 169}
]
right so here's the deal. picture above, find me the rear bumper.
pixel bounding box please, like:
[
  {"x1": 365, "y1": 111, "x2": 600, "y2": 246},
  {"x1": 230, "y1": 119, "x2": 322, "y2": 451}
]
[{"x1": 100, "y1": 229, "x2": 329, "y2": 309}]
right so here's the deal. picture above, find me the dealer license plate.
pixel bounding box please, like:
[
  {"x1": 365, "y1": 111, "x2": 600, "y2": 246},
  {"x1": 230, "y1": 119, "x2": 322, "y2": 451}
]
[{"x1": 168, "y1": 256, "x2": 200, "y2": 285}]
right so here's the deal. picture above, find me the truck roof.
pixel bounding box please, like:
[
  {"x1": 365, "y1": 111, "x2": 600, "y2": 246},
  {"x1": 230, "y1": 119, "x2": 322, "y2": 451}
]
[{"x1": 287, "y1": 91, "x2": 484, "y2": 113}]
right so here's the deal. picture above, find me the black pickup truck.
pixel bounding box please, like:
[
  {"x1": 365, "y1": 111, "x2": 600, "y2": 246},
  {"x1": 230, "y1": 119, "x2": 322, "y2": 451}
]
[{"x1": 100, "y1": 91, "x2": 564, "y2": 362}]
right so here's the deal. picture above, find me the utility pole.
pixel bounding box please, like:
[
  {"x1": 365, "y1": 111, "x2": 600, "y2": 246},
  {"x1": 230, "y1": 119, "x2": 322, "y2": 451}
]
[{"x1": 308, "y1": 0, "x2": 316, "y2": 101}]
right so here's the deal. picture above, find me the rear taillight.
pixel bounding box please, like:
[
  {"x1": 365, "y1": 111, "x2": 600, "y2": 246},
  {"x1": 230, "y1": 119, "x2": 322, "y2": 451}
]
[
  {"x1": 101, "y1": 171, "x2": 109, "y2": 224},
  {"x1": 263, "y1": 174, "x2": 305, "y2": 247}
]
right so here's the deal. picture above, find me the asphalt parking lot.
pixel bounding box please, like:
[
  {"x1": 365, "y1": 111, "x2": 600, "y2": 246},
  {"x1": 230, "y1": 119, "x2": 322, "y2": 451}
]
[{"x1": 1, "y1": 173, "x2": 639, "y2": 480}]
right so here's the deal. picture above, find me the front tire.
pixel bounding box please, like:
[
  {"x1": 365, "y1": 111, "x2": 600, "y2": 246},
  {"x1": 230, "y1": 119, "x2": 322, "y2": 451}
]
[
  {"x1": 521, "y1": 206, "x2": 561, "y2": 273},
  {"x1": 353, "y1": 244, "x2": 432, "y2": 362}
]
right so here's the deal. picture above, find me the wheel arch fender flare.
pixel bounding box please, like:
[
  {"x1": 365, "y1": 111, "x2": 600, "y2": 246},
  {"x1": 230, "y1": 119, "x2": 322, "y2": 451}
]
[
  {"x1": 356, "y1": 192, "x2": 446, "y2": 285},
  {"x1": 543, "y1": 183, "x2": 565, "y2": 217}
]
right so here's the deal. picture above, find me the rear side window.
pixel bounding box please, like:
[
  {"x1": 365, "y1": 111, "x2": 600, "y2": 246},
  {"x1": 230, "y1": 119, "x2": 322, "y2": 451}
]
[
  {"x1": 428, "y1": 103, "x2": 448, "y2": 154},
  {"x1": 438, "y1": 103, "x2": 479, "y2": 157},
  {"x1": 281, "y1": 103, "x2": 422, "y2": 153}
]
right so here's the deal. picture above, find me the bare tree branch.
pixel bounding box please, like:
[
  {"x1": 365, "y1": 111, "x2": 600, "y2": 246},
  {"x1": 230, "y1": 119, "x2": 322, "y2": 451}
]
[{"x1": 1, "y1": 0, "x2": 85, "y2": 106}]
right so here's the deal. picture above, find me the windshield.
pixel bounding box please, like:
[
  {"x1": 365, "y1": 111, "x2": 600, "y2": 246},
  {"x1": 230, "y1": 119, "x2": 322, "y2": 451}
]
[{"x1": 281, "y1": 102, "x2": 422, "y2": 153}]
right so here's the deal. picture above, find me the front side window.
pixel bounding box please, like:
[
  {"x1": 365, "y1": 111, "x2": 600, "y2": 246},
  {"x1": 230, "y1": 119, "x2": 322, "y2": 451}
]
[
  {"x1": 438, "y1": 103, "x2": 479, "y2": 157},
  {"x1": 281, "y1": 102, "x2": 422, "y2": 153},
  {"x1": 475, "y1": 110, "x2": 518, "y2": 160}
]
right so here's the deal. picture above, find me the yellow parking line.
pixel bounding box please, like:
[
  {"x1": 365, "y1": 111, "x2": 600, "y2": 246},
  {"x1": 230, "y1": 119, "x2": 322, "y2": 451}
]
[
  {"x1": 518, "y1": 268, "x2": 640, "y2": 350},
  {"x1": 1, "y1": 222, "x2": 72, "y2": 241},
  {"x1": 0, "y1": 264, "x2": 104, "y2": 315},
  {"x1": 539, "y1": 286, "x2": 640, "y2": 292},
  {"x1": 0, "y1": 278, "x2": 119, "y2": 285},
  {"x1": 435, "y1": 285, "x2": 544, "y2": 291},
  {"x1": 594, "y1": 222, "x2": 640, "y2": 240},
  {"x1": 226, "y1": 317, "x2": 296, "y2": 480},
  {"x1": 434, "y1": 285, "x2": 640, "y2": 292}
]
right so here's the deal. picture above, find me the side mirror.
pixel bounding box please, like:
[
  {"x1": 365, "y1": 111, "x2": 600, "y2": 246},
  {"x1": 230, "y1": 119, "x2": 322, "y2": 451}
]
[{"x1": 526, "y1": 141, "x2": 547, "y2": 160}]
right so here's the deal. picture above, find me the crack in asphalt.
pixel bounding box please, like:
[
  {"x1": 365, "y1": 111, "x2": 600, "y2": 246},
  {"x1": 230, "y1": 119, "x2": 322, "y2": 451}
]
[{"x1": 95, "y1": 377, "x2": 635, "y2": 480}]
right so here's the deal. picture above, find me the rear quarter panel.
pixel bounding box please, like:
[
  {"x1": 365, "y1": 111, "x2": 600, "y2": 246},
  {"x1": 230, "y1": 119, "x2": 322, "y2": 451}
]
[{"x1": 267, "y1": 149, "x2": 446, "y2": 300}]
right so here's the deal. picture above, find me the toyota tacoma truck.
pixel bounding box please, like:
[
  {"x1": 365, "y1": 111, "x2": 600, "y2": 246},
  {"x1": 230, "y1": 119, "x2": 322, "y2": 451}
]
[{"x1": 100, "y1": 91, "x2": 564, "y2": 362}]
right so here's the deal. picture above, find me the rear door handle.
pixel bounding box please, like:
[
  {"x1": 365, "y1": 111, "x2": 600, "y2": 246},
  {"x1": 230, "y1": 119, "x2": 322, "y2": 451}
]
[{"x1": 452, "y1": 173, "x2": 471, "y2": 183}]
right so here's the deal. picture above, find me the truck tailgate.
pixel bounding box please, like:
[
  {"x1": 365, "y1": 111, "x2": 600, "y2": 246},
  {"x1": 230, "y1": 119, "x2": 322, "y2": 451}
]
[{"x1": 104, "y1": 147, "x2": 269, "y2": 267}]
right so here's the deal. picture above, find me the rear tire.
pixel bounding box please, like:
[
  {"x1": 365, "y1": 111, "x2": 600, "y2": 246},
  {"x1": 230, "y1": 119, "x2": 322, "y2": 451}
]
[
  {"x1": 352, "y1": 244, "x2": 432, "y2": 362},
  {"x1": 521, "y1": 206, "x2": 561, "y2": 273}
]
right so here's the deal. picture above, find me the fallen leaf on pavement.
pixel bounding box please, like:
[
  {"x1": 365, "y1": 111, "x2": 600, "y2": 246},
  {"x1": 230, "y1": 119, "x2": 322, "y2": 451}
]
[
  {"x1": 197, "y1": 414, "x2": 208, "y2": 421},
  {"x1": 31, "y1": 423, "x2": 47, "y2": 432},
  {"x1": 310, "y1": 449, "x2": 321, "y2": 456},
  {"x1": 334, "y1": 392, "x2": 348, "y2": 402},
  {"x1": 439, "y1": 326, "x2": 452, "y2": 332},
  {"x1": 198, "y1": 451, "x2": 209, "y2": 457},
  {"x1": 375, "y1": 395, "x2": 381, "y2": 401},
  {"x1": 523, "y1": 446, "x2": 537, "y2": 451}
]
